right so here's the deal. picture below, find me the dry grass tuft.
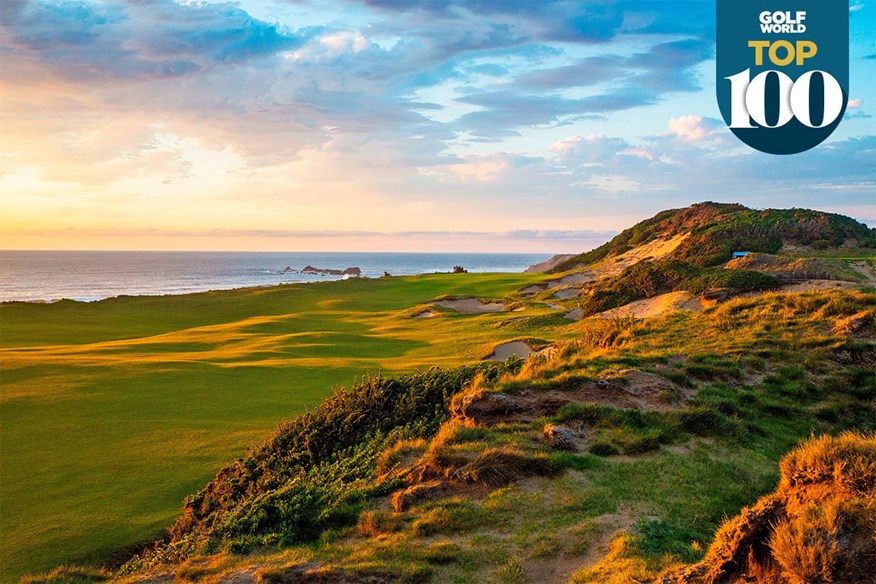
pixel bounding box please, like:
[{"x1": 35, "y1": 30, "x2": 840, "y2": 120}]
[
  {"x1": 356, "y1": 510, "x2": 403, "y2": 538},
  {"x1": 657, "y1": 431, "x2": 876, "y2": 584},
  {"x1": 451, "y1": 448, "x2": 553, "y2": 487}
]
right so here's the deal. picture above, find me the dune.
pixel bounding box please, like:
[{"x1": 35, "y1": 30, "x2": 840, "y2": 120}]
[
  {"x1": 598, "y1": 234, "x2": 688, "y2": 277},
  {"x1": 597, "y1": 291, "x2": 703, "y2": 319}
]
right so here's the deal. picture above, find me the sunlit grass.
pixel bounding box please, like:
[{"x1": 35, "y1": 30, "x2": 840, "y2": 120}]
[{"x1": 1, "y1": 272, "x2": 569, "y2": 582}]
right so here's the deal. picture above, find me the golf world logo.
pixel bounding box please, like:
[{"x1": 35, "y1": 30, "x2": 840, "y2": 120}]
[{"x1": 717, "y1": 1, "x2": 849, "y2": 154}]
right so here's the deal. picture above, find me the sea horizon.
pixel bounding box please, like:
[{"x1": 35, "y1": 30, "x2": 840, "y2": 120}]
[{"x1": 0, "y1": 249, "x2": 555, "y2": 303}]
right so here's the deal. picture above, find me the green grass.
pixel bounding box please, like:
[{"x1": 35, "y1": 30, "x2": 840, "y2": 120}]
[{"x1": 1, "y1": 272, "x2": 573, "y2": 582}]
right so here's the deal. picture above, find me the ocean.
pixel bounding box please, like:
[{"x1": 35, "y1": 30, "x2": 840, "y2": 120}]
[{"x1": 0, "y1": 250, "x2": 552, "y2": 302}]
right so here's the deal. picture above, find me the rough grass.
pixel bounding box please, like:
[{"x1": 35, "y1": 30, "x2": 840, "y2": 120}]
[{"x1": 656, "y1": 432, "x2": 876, "y2": 584}]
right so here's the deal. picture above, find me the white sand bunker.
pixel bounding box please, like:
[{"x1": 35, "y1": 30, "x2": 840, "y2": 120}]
[
  {"x1": 435, "y1": 298, "x2": 505, "y2": 314},
  {"x1": 486, "y1": 341, "x2": 550, "y2": 361},
  {"x1": 414, "y1": 310, "x2": 437, "y2": 319}
]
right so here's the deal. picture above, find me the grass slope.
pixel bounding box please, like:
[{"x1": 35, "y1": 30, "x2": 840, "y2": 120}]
[
  {"x1": 553, "y1": 202, "x2": 876, "y2": 271},
  {"x1": 1, "y1": 272, "x2": 576, "y2": 582},
  {"x1": 105, "y1": 289, "x2": 876, "y2": 584}
]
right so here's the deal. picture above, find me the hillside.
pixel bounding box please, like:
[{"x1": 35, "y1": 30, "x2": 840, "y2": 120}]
[
  {"x1": 103, "y1": 290, "x2": 874, "y2": 584},
  {"x1": 13, "y1": 204, "x2": 876, "y2": 584},
  {"x1": 521, "y1": 203, "x2": 876, "y2": 320},
  {"x1": 550, "y1": 202, "x2": 876, "y2": 272}
]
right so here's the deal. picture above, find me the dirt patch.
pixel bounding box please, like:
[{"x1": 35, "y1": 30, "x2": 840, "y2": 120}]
[
  {"x1": 391, "y1": 479, "x2": 455, "y2": 512},
  {"x1": 125, "y1": 573, "x2": 175, "y2": 584},
  {"x1": 264, "y1": 563, "x2": 398, "y2": 584},
  {"x1": 218, "y1": 567, "x2": 259, "y2": 583},
  {"x1": 435, "y1": 298, "x2": 505, "y2": 314},
  {"x1": 850, "y1": 260, "x2": 876, "y2": 283},
  {"x1": 453, "y1": 370, "x2": 688, "y2": 425},
  {"x1": 543, "y1": 423, "x2": 587, "y2": 452},
  {"x1": 772, "y1": 279, "x2": 860, "y2": 293}
]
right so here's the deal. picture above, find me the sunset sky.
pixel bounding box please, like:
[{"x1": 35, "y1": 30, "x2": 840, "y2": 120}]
[{"x1": 1, "y1": 0, "x2": 874, "y2": 253}]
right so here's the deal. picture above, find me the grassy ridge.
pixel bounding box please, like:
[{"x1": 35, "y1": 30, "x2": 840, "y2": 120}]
[
  {"x1": 1, "y1": 272, "x2": 573, "y2": 582},
  {"x1": 554, "y1": 203, "x2": 876, "y2": 271}
]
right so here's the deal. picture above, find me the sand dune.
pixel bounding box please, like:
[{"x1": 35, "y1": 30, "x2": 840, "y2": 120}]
[{"x1": 597, "y1": 234, "x2": 688, "y2": 277}]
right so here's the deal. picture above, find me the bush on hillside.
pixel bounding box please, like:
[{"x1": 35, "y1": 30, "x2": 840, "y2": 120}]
[{"x1": 121, "y1": 363, "x2": 518, "y2": 571}]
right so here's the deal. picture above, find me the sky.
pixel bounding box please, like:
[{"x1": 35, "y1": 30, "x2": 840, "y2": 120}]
[{"x1": 1, "y1": 0, "x2": 874, "y2": 253}]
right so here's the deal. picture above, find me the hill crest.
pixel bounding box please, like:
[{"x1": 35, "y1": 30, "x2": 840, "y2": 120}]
[{"x1": 537, "y1": 202, "x2": 875, "y2": 273}]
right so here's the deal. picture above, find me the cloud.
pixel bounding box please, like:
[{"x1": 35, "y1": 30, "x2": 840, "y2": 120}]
[
  {"x1": 848, "y1": 98, "x2": 864, "y2": 108},
  {"x1": 9, "y1": 226, "x2": 615, "y2": 242},
  {"x1": 1, "y1": 0, "x2": 305, "y2": 80},
  {"x1": 665, "y1": 115, "x2": 724, "y2": 142},
  {"x1": 550, "y1": 134, "x2": 630, "y2": 164}
]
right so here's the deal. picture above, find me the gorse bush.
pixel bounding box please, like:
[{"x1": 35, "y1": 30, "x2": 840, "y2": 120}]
[{"x1": 122, "y1": 363, "x2": 518, "y2": 571}]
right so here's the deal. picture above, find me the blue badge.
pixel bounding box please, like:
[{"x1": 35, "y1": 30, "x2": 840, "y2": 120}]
[{"x1": 717, "y1": 1, "x2": 849, "y2": 154}]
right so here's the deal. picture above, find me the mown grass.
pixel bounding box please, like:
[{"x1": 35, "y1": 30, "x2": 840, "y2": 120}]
[{"x1": 1, "y1": 272, "x2": 572, "y2": 582}]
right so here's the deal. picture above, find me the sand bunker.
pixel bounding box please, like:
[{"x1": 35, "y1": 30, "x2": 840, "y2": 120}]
[
  {"x1": 553, "y1": 288, "x2": 580, "y2": 299},
  {"x1": 486, "y1": 341, "x2": 549, "y2": 361},
  {"x1": 435, "y1": 298, "x2": 505, "y2": 314},
  {"x1": 547, "y1": 272, "x2": 596, "y2": 289},
  {"x1": 771, "y1": 279, "x2": 860, "y2": 294},
  {"x1": 519, "y1": 284, "x2": 548, "y2": 295},
  {"x1": 564, "y1": 308, "x2": 583, "y2": 321},
  {"x1": 414, "y1": 310, "x2": 437, "y2": 319}
]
